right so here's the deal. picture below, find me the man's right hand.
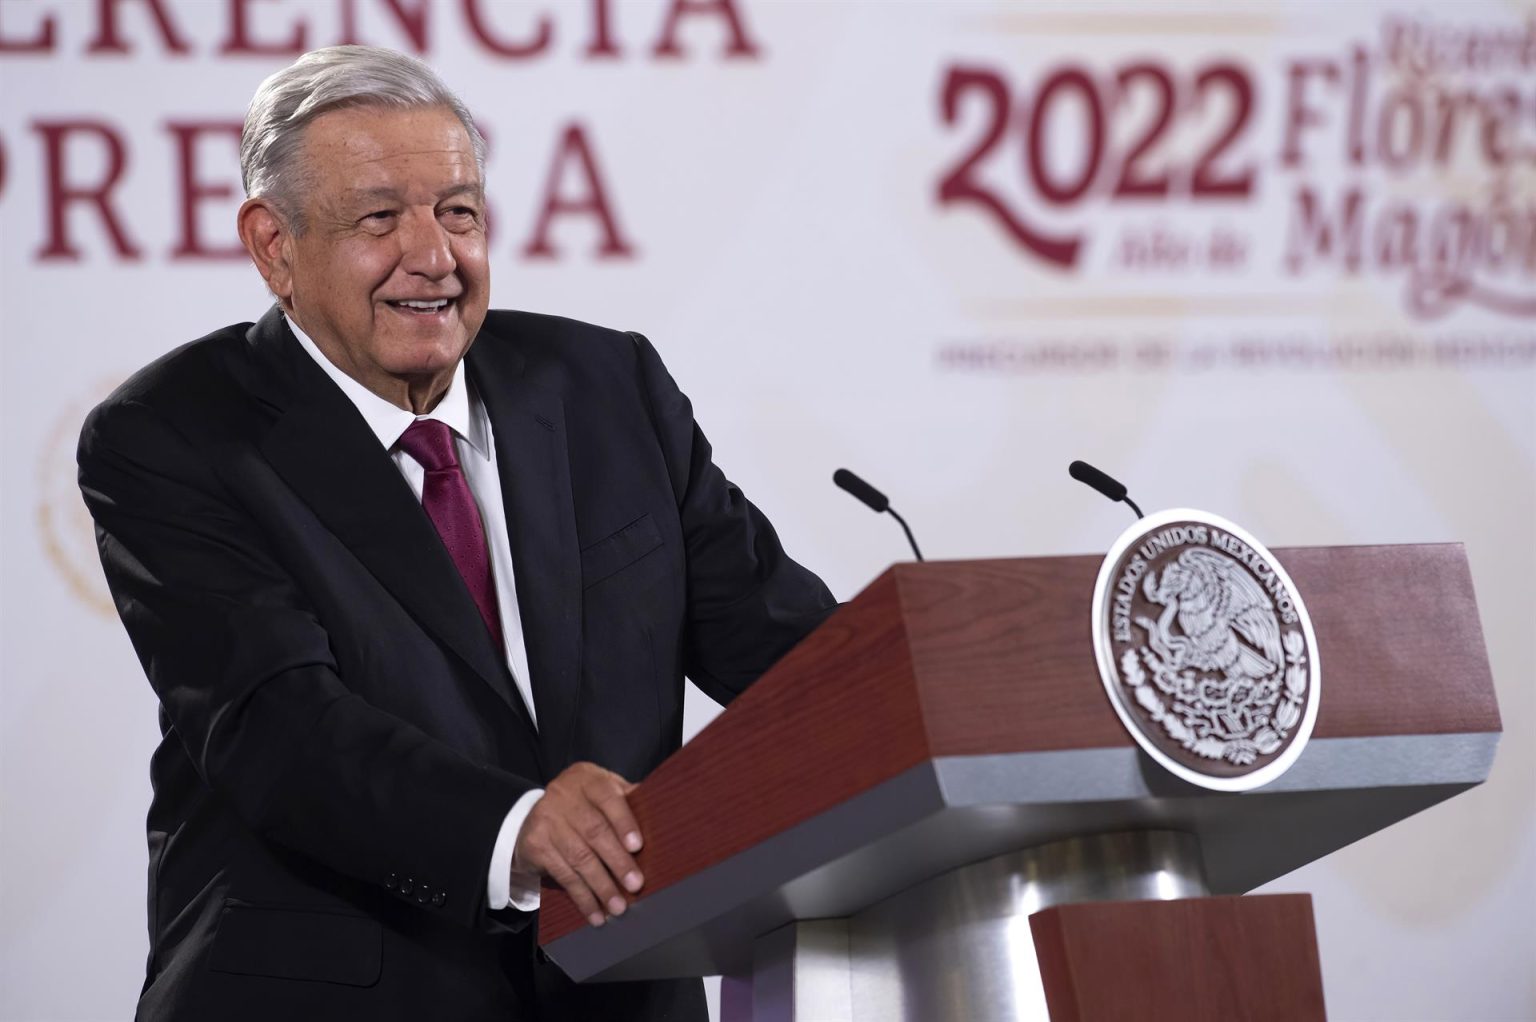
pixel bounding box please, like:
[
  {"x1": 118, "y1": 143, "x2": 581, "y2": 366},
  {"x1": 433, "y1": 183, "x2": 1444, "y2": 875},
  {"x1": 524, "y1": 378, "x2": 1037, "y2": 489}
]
[{"x1": 511, "y1": 762, "x2": 644, "y2": 928}]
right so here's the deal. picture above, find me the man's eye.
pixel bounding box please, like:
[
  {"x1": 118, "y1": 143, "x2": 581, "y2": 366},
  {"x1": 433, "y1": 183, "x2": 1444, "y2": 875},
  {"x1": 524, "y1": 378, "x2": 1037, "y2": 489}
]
[{"x1": 364, "y1": 210, "x2": 395, "y2": 222}]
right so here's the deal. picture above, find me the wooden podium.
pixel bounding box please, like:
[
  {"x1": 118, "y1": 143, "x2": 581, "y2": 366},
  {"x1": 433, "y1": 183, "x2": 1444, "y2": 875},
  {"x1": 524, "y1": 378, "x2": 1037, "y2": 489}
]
[{"x1": 538, "y1": 544, "x2": 1501, "y2": 1021}]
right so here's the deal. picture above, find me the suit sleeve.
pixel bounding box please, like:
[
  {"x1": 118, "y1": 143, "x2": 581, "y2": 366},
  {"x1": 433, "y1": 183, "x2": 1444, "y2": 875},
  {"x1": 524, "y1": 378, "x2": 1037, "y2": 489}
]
[
  {"x1": 627, "y1": 333, "x2": 839, "y2": 705},
  {"x1": 78, "y1": 397, "x2": 534, "y2": 930}
]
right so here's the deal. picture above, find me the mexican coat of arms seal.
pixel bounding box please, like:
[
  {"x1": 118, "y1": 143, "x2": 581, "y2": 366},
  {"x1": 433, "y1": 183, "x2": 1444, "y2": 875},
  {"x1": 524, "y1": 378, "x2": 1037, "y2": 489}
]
[{"x1": 1091, "y1": 509, "x2": 1321, "y2": 791}]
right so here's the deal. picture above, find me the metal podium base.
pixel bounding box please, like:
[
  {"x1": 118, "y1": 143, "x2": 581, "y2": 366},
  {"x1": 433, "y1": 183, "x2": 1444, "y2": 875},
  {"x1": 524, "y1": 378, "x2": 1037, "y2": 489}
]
[{"x1": 720, "y1": 830, "x2": 1208, "y2": 1022}]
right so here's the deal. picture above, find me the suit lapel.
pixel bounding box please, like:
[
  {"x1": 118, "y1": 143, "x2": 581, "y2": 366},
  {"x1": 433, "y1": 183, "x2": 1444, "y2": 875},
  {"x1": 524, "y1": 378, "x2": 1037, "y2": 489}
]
[
  {"x1": 245, "y1": 309, "x2": 532, "y2": 730},
  {"x1": 468, "y1": 340, "x2": 583, "y2": 773}
]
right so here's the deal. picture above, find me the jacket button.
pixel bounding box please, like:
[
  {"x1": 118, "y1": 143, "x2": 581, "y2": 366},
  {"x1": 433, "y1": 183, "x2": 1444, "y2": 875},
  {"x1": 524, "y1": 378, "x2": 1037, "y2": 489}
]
[
  {"x1": 385, "y1": 873, "x2": 398, "y2": 890},
  {"x1": 536, "y1": 947, "x2": 552, "y2": 964},
  {"x1": 415, "y1": 892, "x2": 427, "y2": 905},
  {"x1": 431, "y1": 892, "x2": 446, "y2": 908},
  {"x1": 400, "y1": 878, "x2": 414, "y2": 895}
]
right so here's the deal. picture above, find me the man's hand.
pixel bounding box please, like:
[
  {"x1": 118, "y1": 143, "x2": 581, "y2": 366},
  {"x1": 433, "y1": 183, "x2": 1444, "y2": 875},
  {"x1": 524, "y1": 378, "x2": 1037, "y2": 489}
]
[{"x1": 512, "y1": 762, "x2": 644, "y2": 928}]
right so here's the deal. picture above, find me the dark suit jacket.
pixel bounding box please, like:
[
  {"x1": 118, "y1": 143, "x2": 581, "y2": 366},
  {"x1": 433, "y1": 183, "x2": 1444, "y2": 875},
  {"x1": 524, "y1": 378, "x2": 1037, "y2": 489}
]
[{"x1": 78, "y1": 306, "x2": 837, "y2": 1021}]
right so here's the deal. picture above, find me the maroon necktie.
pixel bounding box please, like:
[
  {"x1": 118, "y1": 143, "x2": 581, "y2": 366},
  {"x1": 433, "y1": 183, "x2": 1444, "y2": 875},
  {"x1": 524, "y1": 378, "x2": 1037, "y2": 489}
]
[{"x1": 396, "y1": 419, "x2": 504, "y2": 650}]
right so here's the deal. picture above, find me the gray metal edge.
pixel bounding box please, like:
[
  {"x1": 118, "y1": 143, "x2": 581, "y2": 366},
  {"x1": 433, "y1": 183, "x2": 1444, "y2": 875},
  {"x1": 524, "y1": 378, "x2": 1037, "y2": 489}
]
[{"x1": 932, "y1": 732, "x2": 1501, "y2": 805}]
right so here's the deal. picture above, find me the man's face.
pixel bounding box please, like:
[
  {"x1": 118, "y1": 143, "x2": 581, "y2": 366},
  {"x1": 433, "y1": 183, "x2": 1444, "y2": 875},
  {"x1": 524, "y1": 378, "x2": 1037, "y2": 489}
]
[{"x1": 277, "y1": 104, "x2": 490, "y2": 407}]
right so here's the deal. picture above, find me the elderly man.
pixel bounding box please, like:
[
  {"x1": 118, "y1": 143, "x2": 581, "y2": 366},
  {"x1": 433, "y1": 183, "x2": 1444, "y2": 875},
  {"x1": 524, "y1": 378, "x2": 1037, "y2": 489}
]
[{"x1": 78, "y1": 45, "x2": 836, "y2": 1021}]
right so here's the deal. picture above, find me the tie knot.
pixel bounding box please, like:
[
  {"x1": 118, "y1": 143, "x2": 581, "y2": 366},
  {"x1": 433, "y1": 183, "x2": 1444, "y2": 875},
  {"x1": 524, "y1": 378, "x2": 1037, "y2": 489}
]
[{"x1": 397, "y1": 418, "x2": 460, "y2": 473}]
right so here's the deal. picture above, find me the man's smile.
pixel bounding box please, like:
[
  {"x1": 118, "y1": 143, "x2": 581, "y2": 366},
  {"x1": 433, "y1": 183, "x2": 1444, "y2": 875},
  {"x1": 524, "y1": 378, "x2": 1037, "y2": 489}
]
[{"x1": 384, "y1": 295, "x2": 460, "y2": 321}]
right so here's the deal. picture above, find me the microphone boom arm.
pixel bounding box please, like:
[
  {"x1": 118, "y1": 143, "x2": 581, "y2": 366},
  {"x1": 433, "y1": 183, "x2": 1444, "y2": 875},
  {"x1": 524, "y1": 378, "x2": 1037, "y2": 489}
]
[{"x1": 887, "y1": 508, "x2": 924, "y2": 562}]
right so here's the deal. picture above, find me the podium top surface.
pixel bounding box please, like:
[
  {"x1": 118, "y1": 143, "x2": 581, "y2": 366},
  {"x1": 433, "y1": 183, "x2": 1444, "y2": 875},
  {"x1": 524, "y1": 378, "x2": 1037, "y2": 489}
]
[{"x1": 539, "y1": 543, "x2": 1500, "y2": 981}]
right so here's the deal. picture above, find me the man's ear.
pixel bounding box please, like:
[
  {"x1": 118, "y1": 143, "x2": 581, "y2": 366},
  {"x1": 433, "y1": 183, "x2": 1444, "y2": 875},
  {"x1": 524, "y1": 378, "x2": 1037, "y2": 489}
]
[{"x1": 237, "y1": 198, "x2": 295, "y2": 302}]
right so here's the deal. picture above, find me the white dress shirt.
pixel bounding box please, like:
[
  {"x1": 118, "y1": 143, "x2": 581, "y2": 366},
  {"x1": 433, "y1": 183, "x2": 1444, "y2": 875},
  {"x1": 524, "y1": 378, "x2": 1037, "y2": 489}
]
[{"x1": 287, "y1": 316, "x2": 543, "y2": 912}]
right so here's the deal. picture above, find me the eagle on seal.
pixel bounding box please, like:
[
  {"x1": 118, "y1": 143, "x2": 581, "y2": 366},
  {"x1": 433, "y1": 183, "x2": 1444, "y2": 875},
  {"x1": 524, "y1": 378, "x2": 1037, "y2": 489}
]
[{"x1": 1138, "y1": 548, "x2": 1283, "y2": 684}]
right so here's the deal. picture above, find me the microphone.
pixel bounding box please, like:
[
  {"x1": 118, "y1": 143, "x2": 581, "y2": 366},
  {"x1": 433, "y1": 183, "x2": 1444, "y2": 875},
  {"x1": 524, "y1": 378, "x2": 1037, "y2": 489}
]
[
  {"x1": 833, "y1": 468, "x2": 924, "y2": 562},
  {"x1": 1069, "y1": 460, "x2": 1144, "y2": 519}
]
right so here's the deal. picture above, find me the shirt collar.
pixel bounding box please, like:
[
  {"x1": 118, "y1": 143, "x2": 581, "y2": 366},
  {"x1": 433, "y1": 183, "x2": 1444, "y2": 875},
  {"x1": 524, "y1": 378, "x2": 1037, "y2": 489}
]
[{"x1": 285, "y1": 314, "x2": 488, "y2": 457}]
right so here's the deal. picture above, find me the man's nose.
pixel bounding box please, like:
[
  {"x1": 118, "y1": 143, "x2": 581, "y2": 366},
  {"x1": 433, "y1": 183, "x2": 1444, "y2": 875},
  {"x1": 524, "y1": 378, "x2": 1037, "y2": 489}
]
[{"x1": 397, "y1": 209, "x2": 455, "y2": 278}]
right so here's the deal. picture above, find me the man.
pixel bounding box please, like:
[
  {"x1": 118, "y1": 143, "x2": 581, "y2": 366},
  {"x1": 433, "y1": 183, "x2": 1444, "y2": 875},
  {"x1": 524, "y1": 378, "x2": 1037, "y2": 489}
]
[{"x1": 78, "y1": 45, "x2": 836, "y2": 1021}]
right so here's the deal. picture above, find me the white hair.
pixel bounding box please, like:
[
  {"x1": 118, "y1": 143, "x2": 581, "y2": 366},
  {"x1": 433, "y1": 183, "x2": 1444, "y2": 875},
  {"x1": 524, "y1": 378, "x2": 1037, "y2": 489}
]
[{"x1": 240, "y1": 45, "x2": 486, "y2": 231}]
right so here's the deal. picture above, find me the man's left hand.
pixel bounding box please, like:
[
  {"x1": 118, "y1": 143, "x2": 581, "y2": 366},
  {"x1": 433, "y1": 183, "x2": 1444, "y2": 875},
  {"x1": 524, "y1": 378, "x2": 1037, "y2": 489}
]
[{"x1": 511, "y1": 762, "x2": 644, "y2": 928}]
